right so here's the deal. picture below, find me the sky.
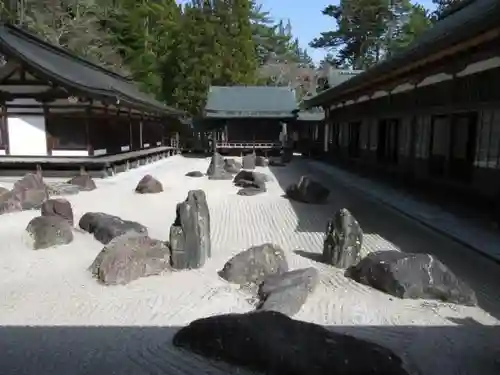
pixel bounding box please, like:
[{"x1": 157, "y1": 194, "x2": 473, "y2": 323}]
[{"x1": 176, "y1": 0, "x2": 437, "y2": 63}]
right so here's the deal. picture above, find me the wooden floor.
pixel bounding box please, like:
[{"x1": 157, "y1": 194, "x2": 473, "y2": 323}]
[
  {"x1": 0, "y1": 147, "x2": 175, "y2": 165},
  {"x1": 0, "y1": 147, "x2": 178, "y2": 177}
]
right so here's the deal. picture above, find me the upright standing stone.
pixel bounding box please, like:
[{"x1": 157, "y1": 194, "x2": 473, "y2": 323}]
[
  {"x1": 242, "y1": 153, "x2": 256, "y2": 169},
  {"x1": 169, "y1": 190, "x2": 211, "y2": 269},
  {"x1": 323, "y1": 208, "x2": 363, "y2": 268}
]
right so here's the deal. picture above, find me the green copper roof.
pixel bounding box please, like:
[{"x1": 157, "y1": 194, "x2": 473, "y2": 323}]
[{"x1": 204, "y1": 86, "x2": 299, "y2": 118}]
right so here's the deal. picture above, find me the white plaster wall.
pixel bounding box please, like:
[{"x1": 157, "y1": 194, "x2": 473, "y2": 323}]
[
  {"x1": 51, "y1": 150, "x2": 89, "y2": 157},
  {"x1": 7, "y1": 115, "x2": 47, "y2": 156}
]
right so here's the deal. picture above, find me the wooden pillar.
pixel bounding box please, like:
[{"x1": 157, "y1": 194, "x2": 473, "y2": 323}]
[
  {"x1": 43, "y1": 104, "x2": 52, "y2": 156},
  {"x1": 139, "y1": 114, "x2": 144, "y2": 148},
  {"x1": 85, "y1": 102, "x2": 93, "y2": 156},
  {"x1": 128, "y1": 109, "x2": 133, "y2": 150},
  {"x1": 0, "y1": 101, "x2": 9, "y2": 155}
]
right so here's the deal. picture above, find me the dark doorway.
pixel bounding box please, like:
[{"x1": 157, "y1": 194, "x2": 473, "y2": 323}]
[
  {"x1": 348, "y1": 121, "x2": 361, "y2": 158},
  {"x1": 449, "y1": 112, "x2": 478, "y2": 183},
  {"x1": 429, "y1": 115, "x2": 450, "y2": 178},
  {"x1": 377, "y1": 119, "x2": 399, "y2": 164}
]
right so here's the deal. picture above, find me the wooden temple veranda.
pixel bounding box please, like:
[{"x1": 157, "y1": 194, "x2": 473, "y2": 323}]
[
  {"x1": 0, "y1": 23, "x2": 187, "y2": 176},
  {"x1": 201, "y1": 86, "x2": 299, "y2": 155},
  {"x1": 303, "y1": 0, "x2": 500, "y2": 210}
]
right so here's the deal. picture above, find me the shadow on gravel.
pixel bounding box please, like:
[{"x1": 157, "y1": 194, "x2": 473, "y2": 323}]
[
  {"x1": 0, "y1": 324, "x2": 498, "y2": 375},
  {"x1": 270, "y1": 157, "x2": 500, "y2": 321}
]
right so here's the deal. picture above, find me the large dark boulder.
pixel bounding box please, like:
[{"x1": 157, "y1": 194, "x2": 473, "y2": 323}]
[
  {"x1": 346, "y1": 250, "x2": 478, "y2": 306},
  {"x1": 173, "y1": 311, "x2": 409, "y2": 375},
  {"x1": 67, "y1": 174, "x2": 96, "y2": 191},
  {"x1": 25, "y1": 215, "x2": 73, "y2": 250},
  {"x1": 257, "y1": 267, "x2": 319, "y2": 316},
  {"x1": 0, "y1": 173, "x2": 49, "y2": 214},
  {"x1": 285, "y1": 176, "x2": 329, "y2": 204},
  {"x1": 323, "y1": 208, "x2": 363, "y2": 268},
  {"x1": 218, "y1": 243, "x2": 288, "y2": 286},
  {"x1": 233, "y1": 170, "x2": 267, "y2": 192},
  {"x1": 135, "y1": 174, "x2": 163, "y2": 194},
  {"x1": 79, "y1": 212, "x2": 148, "y2": 244},
  {"x1": 185, "y1": 171, "x2": 203, "y2": 177},
  {"x1": 89, "y1": 232, "x2": 171, "y2": 285},
  {"x1": 268, "y1": 156, "x2": 285, "y2": 166},
  {"x1": 41, "y1": 198, "x2": 74, "y2": 225},
  {"x1": 242, "y1": 153, "x2": 256, "y2": 169},
  {"x1": 169, "y1": 190, "x2": 211, "y2": 269},
  {"x1": 224, "y1": 158, "x2": 242, "y2": 173}
]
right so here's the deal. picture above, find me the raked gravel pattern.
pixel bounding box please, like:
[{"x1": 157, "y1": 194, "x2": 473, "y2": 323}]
[{"x1": 0, "y1": 155, "x2": 498, "y2": 375}]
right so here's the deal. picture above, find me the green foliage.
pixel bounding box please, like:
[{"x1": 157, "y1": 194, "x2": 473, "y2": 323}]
[
  {"x1": 310, "y1": 0, "x2": 433, "y2": 69},
  {"x1": 7, "y1": 0, "x2": 313, "y2": 115}
]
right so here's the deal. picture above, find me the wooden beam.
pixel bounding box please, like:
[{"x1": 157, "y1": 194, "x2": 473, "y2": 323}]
[{"x1": 0, "y1": 61, "x2": 20, "y2": 83}]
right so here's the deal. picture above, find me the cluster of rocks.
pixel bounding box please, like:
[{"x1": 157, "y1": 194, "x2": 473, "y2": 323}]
[
  {"x1": 285, "y1": 175, "x2": 330, "y2": 204},
  {"x1": 86, "y1": 188, "x2": 211, "y2": 285},
  {"x1": 232, "y1": 170, "x2": 268, "y2": 196},
  {"x1": 322, "y1": 208, "x2": 477, "y2": 306},
  {"x1": 0, "y1": 172, "x2": 96, "y2": 216},
  {"x1": 218, "y1": 243, "x2": 318, "y2": 317}
]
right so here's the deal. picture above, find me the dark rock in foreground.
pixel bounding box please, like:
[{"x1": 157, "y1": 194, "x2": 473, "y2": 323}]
[
  {"x1": 258, "y1": 267, "x2": 319, "y2": 316},
  {"x1": 218, "y1": 243, "x2": 288, "y2": 286},
  {"x1": 79, "y1": 212, "x2": 148, "y2": 244},
  {"x1": 323, "y1": 208, "x2": 363, "y2": 268},
  {"x1": 185, "y1": 171, "x2": 203, "y2": 177},
  {"x1": 67, "y1": 174, "x2": 96, "y2": 191},
  {"x1": 169, "y1": 190, "x2": 211, "y2": 269},
  {"x1": 135, "y1": 174, "x2": 163, "y2": 194},
  {"x1": 286, "y1": 176, "x2": 329, "y2": 204},
  {"x1": 89, "y1": 232, "x2": 171, "y2": 285},
  {"x1": 26, "y1": 215, "x2": 73, "y2": 250},
  {"x1": 41, "y1": 198, "x2": 74, "y2": 225},
  {"x1": 173, "y1": 310, "x2": 409, "y2": 375},
  {"x1": 346, "y1": 250, "x2": 478, "y2": 306}
]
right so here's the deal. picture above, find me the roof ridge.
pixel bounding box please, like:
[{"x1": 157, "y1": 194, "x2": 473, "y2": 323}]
[{"x1": 1, "y1": 23, "x2": 133, "y2": 84}]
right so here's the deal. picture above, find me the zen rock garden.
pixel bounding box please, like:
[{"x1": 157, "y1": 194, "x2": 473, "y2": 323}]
[{"x1": 0, "y1": 154, "x2": 479, "y2": 375}]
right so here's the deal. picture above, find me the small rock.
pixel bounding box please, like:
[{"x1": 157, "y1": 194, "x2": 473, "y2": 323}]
[
  {"x1": 242, "y1": 153, "x2": 256, "y2": 169},
  {"x1": 89, "y1": 232, "x2": 171, "y2": 285},
  {"x1": 46, "y1": 183, "x2": 81, "y2": 196},
  {"x1": 268, "y1": 156, "x2": 285, "y2": 166},
  {"x1": 346, "y1": 250, "x2": 478, "y2": 306},
  {"x1": 169, "y1": 190, "x2": 211, "y2": 269},
  {"x1": 224, "y1": 158, "x2": 241, "y2": 173},
  {"x1": 255, "y1": 156, "x2": 268, "y2": 167},
  {"x1": 79, "y1": 212, "x2": 148, "y2": 244},
  {"x1": 257, "y1": 267, "x2": 319, "y2": 316},
  {"x1": 173, "y1": 310, "x2": 409, "y2": 375},
  {"x1": 41, "y1": 198, "x2": 74, "y2": 225},
  {"x1": 281, "y1": 149, "x2": 293, "y2": 163},
  {"x1": 67, "y1": 174, "x2": 96, "y2": 191},
  {"x1": 237, "y1": 187, "x2": 265, "y2": 196},
  {"x1": 135, "y1": 174, "x2": 163, "y2": 194},
  {"x1": 323, "y1": 208, "x2": 363, "y2": 268},
  {"x1": 25, "y1": 215, "x2": 73, "y2": 250},
  {"x1": 218, "y1": 243, "x2": 288, "y2": 286},
  {"x1": 185, "y1": 171, "x2": 203, "y2": 177},
  {"x1": 233, "y1": 170, "x2": 266, "y2": 191},
  {"x1": 285, "y1": 176, "x2": 329, "y2": 204}
]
